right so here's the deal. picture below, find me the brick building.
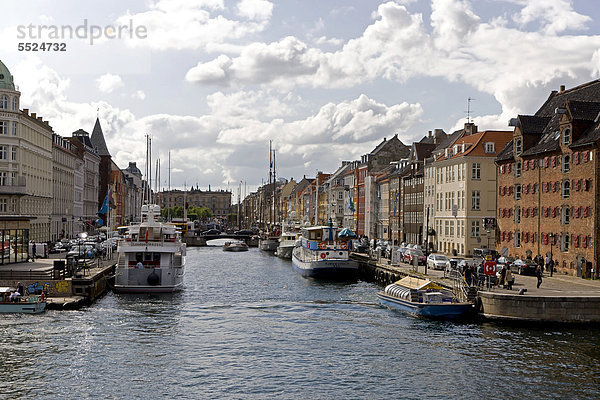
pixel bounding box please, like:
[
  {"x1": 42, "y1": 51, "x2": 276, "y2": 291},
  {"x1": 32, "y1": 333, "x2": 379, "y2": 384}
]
[{"x1": 496, "y1": 80, "x2": 600, "y2": 277}]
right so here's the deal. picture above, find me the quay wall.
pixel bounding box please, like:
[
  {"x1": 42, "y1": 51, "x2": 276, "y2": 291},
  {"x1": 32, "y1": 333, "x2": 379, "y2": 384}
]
[
  {"x1": 479, "y1": 292, "x2": 600, "y2": 323},
  {"x1": 0, "y1": 279, "x2": 72, "y2": 296}
]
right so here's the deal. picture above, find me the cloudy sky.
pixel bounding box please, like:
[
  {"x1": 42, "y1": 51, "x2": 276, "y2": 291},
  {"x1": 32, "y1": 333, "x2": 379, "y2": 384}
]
[{"x1": 2, "y1": 0, "x2": 600, "y2": 193}]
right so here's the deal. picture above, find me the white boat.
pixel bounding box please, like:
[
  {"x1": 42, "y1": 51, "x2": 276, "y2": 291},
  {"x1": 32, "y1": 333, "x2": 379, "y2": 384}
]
[
  {"x1": 223, "y1": 240, "x2": 249, "y2": 252},
  {"x1": 259, "y1": 235, "x2": 279, "y2": 252},
  {"x1": 275, "y1": 231, "x2": 297, "y2": 260},
  {"x1": 291, "y1": 225, "x2": 358, "y2": 279},
  {"x1": 114, "y1": 204, "x2": 186, "y2": 293},
  {"x1": 0, "y1": 287, "x2": 46, "y2": 314},
  {"x1": 377, "y1": 277, "x2": 474, "y2": 319}
]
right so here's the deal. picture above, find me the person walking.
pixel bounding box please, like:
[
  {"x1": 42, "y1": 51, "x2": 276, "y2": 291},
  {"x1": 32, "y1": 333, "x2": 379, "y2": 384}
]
[
  {"x1": 536, "y1": 265, "x2": 543, "y2": 288},
  {"x1": 505, "y1": 268, "x2": 513, "y2": 290},
  {"x1": 465, "y1": 264, "x2": 473, "y2": 286}
]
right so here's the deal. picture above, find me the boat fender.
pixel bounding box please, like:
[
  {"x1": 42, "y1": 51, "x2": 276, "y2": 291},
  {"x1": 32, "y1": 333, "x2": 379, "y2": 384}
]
[
  {"x1": 320, "y1": 253, "x2": 326, "y2": 259},
  {"x1": 340, "y1": 242, "x2": 348, "y2": 250},
  {"x1": 147, "y1": 270, "x2": 160, "y2": 286},
  {"x1": 318, "y1": 242, "x2": 326, "y2": 249}
]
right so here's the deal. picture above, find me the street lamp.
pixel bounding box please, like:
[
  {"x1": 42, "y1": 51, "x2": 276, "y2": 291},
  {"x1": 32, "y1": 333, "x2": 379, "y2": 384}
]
[{"x1": 549, "y1": 233, "x2": 554, "y2": 277}]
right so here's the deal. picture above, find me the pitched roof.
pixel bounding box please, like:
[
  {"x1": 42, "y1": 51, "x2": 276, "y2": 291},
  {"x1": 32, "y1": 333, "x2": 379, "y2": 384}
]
[
  {"x1": 412, "y1": 142, "x2": 436, "y2": 161},
  {"x1": 90, "y1": 118, "x2": 111, "y2": 157},
  {"x1": 567, "y1": 100, "x2": 600, "y2": 121}
]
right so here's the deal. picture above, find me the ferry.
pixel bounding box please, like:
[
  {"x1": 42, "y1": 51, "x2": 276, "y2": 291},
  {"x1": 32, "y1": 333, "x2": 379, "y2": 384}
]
[
  {"x1": 114, "y1": 204, "x2": 186, "y2": 293},
  {"x1": 0, "y1": 287, "x2": 46, "y2": 314},
  {"x1": 377, "y1": 276, "x2": 474, "y2": 319},
  {"x1": 291, "y1": 225, "x2": 357, "y2": 279}
]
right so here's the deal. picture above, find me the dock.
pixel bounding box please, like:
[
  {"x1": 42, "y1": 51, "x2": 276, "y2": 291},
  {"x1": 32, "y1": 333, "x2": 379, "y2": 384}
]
[{"x1": 354, "y1": 253, "x2": 600, "y2": 323}]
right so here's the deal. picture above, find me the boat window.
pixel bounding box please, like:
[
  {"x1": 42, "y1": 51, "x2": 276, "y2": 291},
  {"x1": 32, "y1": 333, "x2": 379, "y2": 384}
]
[
  {"x1": 153, "y1": 253, "x2": 160, "y2": 262},
  {"x1": 135, "y1": 253, "x2": 143, "y2": 262}
]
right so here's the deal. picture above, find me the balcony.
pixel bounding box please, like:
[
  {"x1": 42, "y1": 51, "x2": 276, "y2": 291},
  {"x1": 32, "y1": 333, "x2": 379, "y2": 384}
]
[{"x1": 0, "y1": 176, "x2": 27, "y2": 195}]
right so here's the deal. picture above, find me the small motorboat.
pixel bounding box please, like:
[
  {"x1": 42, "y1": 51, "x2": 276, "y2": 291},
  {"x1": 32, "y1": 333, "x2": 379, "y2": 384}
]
[
  {"x1": 377, "y1": 276, "x2": 474, "y2": 319},
  {"x1": 223, "y1": 240, "x2": 249, "y2": 252},
  {"x1": 0, "y1": 287, "x2": 46, "y2": 314}
]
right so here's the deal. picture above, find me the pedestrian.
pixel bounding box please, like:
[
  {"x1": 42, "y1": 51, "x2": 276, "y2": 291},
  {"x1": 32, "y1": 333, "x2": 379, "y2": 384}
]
[
  {"x1": 499, "y1": 265, "x2": 506, "y2": 287},
  {"x1": 465, "y1": 264, "x2": 472, "y2": 286},
  {"x1": 32, "y1": 242, "x2": 37, "y2": 260},
  {"x1": 536, "y1": 265, "x2": 543, "y2": 288},
  {"x1": 505, "y1": 268, "x2": 513, "y2": 290},
  {"x1": 17, "y1": 282, "x2": 24, "y2": 297},
  {"x1": 544, "y1": 254, "x2": 550, "y2": 273}
]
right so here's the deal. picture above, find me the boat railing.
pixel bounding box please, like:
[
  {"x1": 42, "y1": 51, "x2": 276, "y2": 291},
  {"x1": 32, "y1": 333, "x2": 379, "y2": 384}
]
[{"x1": 449, "y1": 272, "x2": 477, "y2": 303}]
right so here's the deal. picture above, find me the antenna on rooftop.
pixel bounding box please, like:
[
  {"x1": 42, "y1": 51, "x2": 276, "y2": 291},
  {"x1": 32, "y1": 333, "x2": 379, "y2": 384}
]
[{"x1": 465, "y1": 97, "x2": 475, "y2": 123}]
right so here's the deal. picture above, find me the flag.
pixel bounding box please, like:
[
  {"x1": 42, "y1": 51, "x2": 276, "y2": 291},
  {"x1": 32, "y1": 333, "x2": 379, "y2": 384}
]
[
  {"x1": 145, "y1": 229, "x2": 149, "y2": 243},
  {"x1": 97, "y1": 189, "x2": 110, "y2": 216},
  {"x1": 393, "y1": 192, "x2": 399, "y2": 216},
  {"x1": 348, "y1": 191, "x2": 355, "y2": 213}
]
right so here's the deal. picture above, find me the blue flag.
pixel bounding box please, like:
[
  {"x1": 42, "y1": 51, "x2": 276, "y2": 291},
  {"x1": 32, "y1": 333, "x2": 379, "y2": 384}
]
[
  {"x1": 97, "y1": 189, "x2": 110, "y2": 216},
  {"x1": 348, "y1": 191, "x2": 355, "y2": 213}
]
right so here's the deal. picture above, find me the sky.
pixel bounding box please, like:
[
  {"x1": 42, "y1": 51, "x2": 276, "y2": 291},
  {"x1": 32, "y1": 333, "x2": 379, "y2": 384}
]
[{"x1": 2, "y1": 0, "x2": 600, "y2": 194}]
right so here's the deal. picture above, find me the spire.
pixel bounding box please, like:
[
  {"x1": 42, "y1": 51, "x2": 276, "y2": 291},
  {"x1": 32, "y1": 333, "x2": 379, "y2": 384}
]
[{"x1": 90, "y1": 117, "x2": 111, "y2": 157}]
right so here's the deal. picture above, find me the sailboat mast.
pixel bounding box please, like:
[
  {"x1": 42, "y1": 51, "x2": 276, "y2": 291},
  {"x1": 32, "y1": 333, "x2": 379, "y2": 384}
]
[
  {"x1": 168, "y1": 151, "x2": 171, "y2": 221},
  {"x1": 269, "y1": 140, "x2": 272, "y2": 229},
  {"x1": 273, "y1": 149, "x2": 277, "y2": 225}
]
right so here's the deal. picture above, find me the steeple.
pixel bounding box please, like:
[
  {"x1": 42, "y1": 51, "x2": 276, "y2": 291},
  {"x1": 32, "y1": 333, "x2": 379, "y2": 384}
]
[{"x1": 90, "y1": 117, "x2": 111, "y2": 157}]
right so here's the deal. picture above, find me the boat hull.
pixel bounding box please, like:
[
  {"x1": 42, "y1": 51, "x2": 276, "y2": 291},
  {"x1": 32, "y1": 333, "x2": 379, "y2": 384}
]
[
  {"x1": 0, "y1": 301, "x2": 46, "y2": 314},
  {"x1": 377, "y1": 292, "x2": 473, "y2": 319},
  {"x1": 292, "y1": 251, "x2": 358, "y2": 279},
  {"x1": 275, "y1": 245, "x2": 293, "y2": 259},
  {"x1": 113, "y1": 283, "x2": 184, "y2": 294},
  {"x1": 259, "y1": 239, "x2": 278, "y2": 252},
  {"x1": 223, "y1": 246, "x2": 248, "y2": 252}
]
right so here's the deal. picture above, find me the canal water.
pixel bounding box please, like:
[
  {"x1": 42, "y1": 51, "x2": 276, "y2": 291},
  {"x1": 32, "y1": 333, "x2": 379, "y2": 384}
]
[{"x1": 1, "y1": 244, "x2": 599, "y2": 399}]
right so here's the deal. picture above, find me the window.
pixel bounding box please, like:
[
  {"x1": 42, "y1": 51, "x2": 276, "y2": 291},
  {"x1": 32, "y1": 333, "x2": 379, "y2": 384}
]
[
  {"x1": 561, "y1": 234, "x2": 569, "y2": 252},
  {"x1": 562, "y1": 155, "x2": 570, "y2": 172},
  {"x1": 471, "y1": 191, "x2": 481, "y2": 210},
  {"x1": 515, "y1": 138, "x2": 522, "y2": 155},
  {"x1": 515, "y1": 161, "x2": 521, "y2": 177},
  {"x1": 562, "y1": 180, "x2": 570, "y2": 198},
  {"x1": 472, "y1": 163, "x2": 481, "y2": 180},
  {"x1": 562, "y1": 128, "x2": 571, "y2": 145},
  {"x1": 562, "y1": 206, "x2": 570, "y2": 225},
  {"x1": 461, "y1": 191, "x2": 465, "y2": 210},
  {"x1": 338, "y1": 192, "x2": 343, "y2": 200},
  {"x1": 0, "y1": 95, "x2": 7, "y2": 109},
  {"x1": 0, "y1": 146, "x2": 6, "y2": 160},
  {"x1": 515, "y1": 206, "x2": 520, "y2": 223},
  {"x1": 11, "y1": 122, "x2": 16, "y2": 136},
  {"x1": 0, "y1": 199, "x2": 6, "y2": 212},
  {"x1": 471, "y1": 220, "x2": 480, "y2": 237},
  {"x1": 12, "y1": 97, "x2": 17, "y2": 111},
  {"x1": 0, "y1": 121, "x2": 7, "y2": 135},
  {"x1": 0, "y1": 172, "x2": 6, "y2": 186},
  {"x1": 515, "y1": 231, "x2": 521, "y2": 247},
  {"x1": 449, "y1": 221, "x2": 454, "y2": 237},
  {"x1": 485, "y1": 142, "x2": 495, "y2": 153},
  {"x1": 445, "y1": 221, "x2": 449, "y2": 236}
]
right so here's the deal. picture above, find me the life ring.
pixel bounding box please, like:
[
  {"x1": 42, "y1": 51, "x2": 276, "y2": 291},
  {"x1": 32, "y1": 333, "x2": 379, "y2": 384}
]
[
  {"x1": 340, "y1": 242, "x2": 348, "y2": 250},
  {"x1": 320, "y1": 253, "x2": 326, "y2": 259},
  {"x1": 318, "y1": 242, "x2": 326, "y2": 249}
]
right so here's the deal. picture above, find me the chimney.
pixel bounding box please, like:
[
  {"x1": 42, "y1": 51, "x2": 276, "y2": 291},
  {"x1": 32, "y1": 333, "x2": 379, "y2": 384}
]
[
  {"x1": 560, "y1": 85, "x2": 566, "y2": 92},
  {"x1": 31, "y1": 112, "x2": 36, "y2": 119},
  {"x1": 37, "y1": 117, "x2": 43, "y2": 121},
  {"x1": 428, "y1": 130, "x2": 432, "y2": 138},
  {"x1": 22, "y1": 108, "x2": 29, "y2": 115}
]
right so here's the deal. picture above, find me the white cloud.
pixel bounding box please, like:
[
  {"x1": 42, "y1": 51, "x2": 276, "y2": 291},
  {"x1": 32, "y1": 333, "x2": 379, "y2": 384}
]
[
  {"x1": 509, "y1": 0, "x2": 591, "y2": 34},
  {"x1": 132, "y1": 90, "x2": 146, "y2": 100},
  {"x1": 236, "y1": 0, "x2": 273, "y2": 21},
  {"x1": 96, "y1": 73, "x2": 124, "y2": 93},
  {"x1": 115, "y1": 0, "x2": 271, "y2": 50}
]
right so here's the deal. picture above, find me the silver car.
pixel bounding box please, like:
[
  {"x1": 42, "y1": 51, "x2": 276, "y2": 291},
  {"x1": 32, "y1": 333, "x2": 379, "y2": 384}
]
[{"x1": 427, "y1": 254, "x2": 450, "y2": 270}]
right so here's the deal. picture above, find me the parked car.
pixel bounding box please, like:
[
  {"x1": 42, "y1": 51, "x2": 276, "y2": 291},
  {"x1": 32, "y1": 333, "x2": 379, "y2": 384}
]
[
  {"x1": 50, "y1": 242, "x2": 68, "y2": 254},
  {"x1": 473, "y1": 248, "x2": 499, "y2": 261},
  {"x1": 512, "y1": 259, "x2": 538, "y2": 275},
  {"x1": 202, "y1": 229, "x2": 221, "y2": 235},
  {"x1": 403, "y1": 249, "x2": 426, "y2": 265},
  {"x1": 427, "y1": 254, "x2": 450, "y2": 271},
  {"x1": 66, "y1": 245, "x2": 96, "y2": 259},
  {"x1": 234, "y1": 229, "x2": 254, "y2": 235}
]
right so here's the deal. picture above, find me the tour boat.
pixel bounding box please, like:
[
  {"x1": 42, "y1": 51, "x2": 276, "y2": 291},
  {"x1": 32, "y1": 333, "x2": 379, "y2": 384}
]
[
  {"x1": 275, "y1": 231, "x2": 298, "y2": 260},
  {"x1": 223, "y1": 240, "x2": 249, "y2": 252},
  {"x1": 291, "y1": 225, "x2": 357, "y2": 279},
  {"x1": 0, "y1": 287, "x2": 46, "y2": 314},
  {"x1": 114, "y1": 204, "x2": 186, "y2": 293},
  {"x1": 377, "y1": 276, "x2": 474, "y2": 319}
]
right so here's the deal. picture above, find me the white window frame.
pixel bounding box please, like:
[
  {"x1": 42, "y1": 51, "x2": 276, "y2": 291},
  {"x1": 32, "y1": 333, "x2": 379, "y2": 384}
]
[
  {"x1": 562, "y1": 155, "x2": 570, "y2": 173},
  {"x1": 471, "y1": 190, "x2": 480, "y2": 210},
  {"x1": 471, "y1": 221, "x2": 480, "y2": 238},
  {"x1": 0, "y1": 145, "x2": 6, "y2": 160},
  {"x1": 515, "y1": 231, "x2": 521, "y2": 247},
  {"x1": 515, "y1": 206, "x2": 520, "y2": 223},
  {"x1": 0, "y1": 121, "x2": 7, "y2": 135},
  {"x1": 515, "y1": 138, "x2": 522, "y2": 155},
  {"x1": 562, "y1": 206, "x2": 570, "y2": 225},
  {"x1": 515, "y1": 185, "x2": 521, "y2": 200},
  {"x1": 472, "y1": 163, "x2": 481, "y2": 180},
  {"x1": 12, "y1": 97, "x2": 17, "y2": 111},
  {"x1": 562, "y1": 128, "x2": 571, "y2": 146},
  {"x1": 515, "y1": 161, "x2": 522, "y2": 177},
  {"x1": 562, "y1": 180, "x2": 570, "y2": 199},
  {"x1": 0, "y1": 95, "x2": 7, "y2": 110},
  {"x1": 485, "y1": 142, "x2": 495, "y2": 153},
  {"x1": 561, "y1": 233, "x2": 569, "y2": 252}
]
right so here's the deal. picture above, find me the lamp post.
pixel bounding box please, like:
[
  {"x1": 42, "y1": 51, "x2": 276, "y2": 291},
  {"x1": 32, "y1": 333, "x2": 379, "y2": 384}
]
[{"x1": 549, "y1": 233, "x2": 554, "y2": 277}]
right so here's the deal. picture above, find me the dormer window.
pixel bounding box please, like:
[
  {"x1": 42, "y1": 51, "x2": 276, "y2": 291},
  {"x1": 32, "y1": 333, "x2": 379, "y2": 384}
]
[
  {"x1": 485, "y1": 142, "x2": 495, "y2": 153},
  {"x1": 514, "y1": 138, "x2": 522, "y2": 155},
  {"x1": 562, "y1": 128, "x2": 571, "y2": 145}
]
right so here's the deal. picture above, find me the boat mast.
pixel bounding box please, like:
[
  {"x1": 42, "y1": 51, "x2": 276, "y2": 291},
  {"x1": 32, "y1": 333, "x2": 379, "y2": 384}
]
[
  {"x1": 168, "y1": 151, "x2": 171, "y2": 221},
  {"x1": 314, "y1": 171, "x2": 319, "y2": 226},
  {"x1": 269, "y1": 140, "x2": 272, "y2": 230},
  {"x1": 273, "y1": 148, "x2": 277, "y2": 226}
]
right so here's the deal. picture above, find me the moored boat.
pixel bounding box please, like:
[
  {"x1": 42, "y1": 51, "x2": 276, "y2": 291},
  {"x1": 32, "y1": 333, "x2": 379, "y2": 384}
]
[
  {"x1": 0, "y1": 287, "x2": 46, "y2": 314},
  {"x1": 377, "y1": 276, "x2": 474, "y2": 319},
  {"x1": 291, "y1": 225, "x2": 357, "y2": 279},
  {"x1": 259, "y1": 235, "x2": 279, "y2": 252},
  {"x1": 223, "y1": 240, "x2": 249, "y2": 252},
  {"x1": 275, "y1": 231, "x2": 297, "y2": 259},
  {"x1": 114, "y1": 204, "x2": 186, "y2": 293}
]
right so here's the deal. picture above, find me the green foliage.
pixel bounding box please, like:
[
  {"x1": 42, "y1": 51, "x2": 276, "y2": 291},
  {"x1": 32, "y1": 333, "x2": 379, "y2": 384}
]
[{"x1": 161, "y1": 206, "x2": 212, "y2": 221}]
